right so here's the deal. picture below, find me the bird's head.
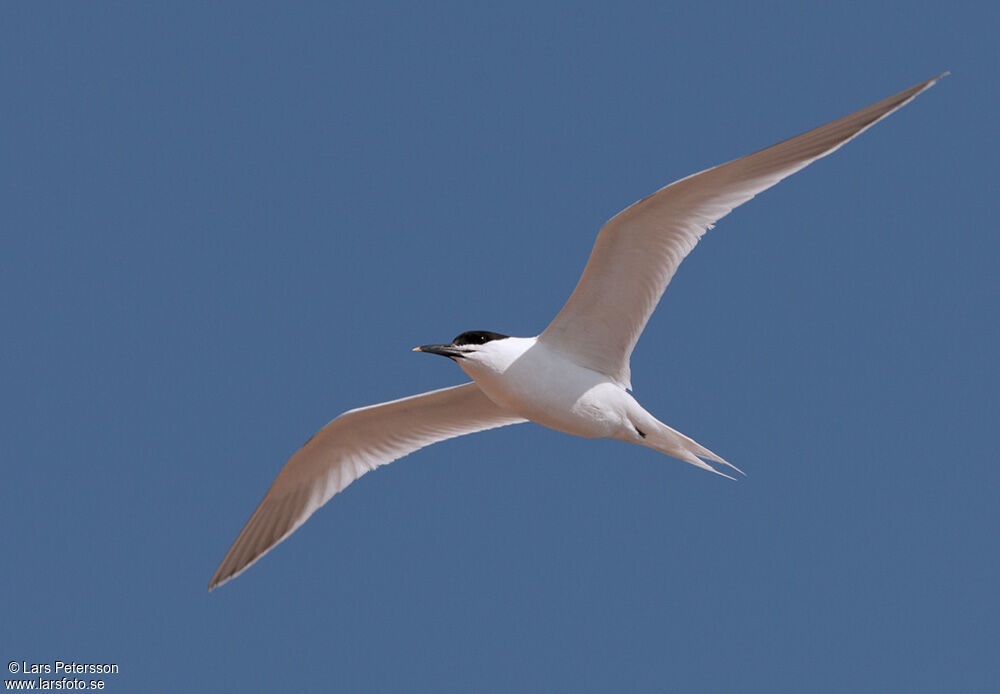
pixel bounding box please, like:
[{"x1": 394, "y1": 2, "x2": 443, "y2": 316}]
[{"x1": 413, "y1": 330, "x2": 510, "y2": 362}]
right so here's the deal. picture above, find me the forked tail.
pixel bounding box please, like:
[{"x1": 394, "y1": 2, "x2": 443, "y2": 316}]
[{"x1": 636, "y1": 416, "x2": 745, "y2": 480}]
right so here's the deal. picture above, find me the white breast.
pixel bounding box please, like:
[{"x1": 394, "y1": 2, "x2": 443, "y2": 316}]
[{"x1": 459, "y1": 337, "x2": 634, "y2": 439}]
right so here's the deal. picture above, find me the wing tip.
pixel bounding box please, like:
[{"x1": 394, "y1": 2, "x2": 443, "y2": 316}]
[
  {"x1": 207, "y1": 564, "x2": 244, "y2": 592},
  {"x1": 916, "y1": 71, "x2": 949, "y2": 93},
  {"x1": 207, "y1": 487, "x2": 308, "y2": 592},
  {"x1": 207, "y1": 560, "x2": 242, "y2": 591},
  {"x1": 207, "y1": 544, "x2": 259, "y2": 591},
  {"x1": 207, "y1": 527, "x2": 289, "y2": 592}
]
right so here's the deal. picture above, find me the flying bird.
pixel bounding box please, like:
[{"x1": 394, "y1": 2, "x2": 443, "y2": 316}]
[{"x1": 209, "y1": 74, "x2": 944, "y2": 590}]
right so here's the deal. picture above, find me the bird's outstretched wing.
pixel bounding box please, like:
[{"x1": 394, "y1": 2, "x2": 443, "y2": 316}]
[
  {"x1": 539, "y1": 74, "x2": 944, "y2": 389},
  {"x1": 209, "y1": 382, "x2": 525, "y2": 589}
]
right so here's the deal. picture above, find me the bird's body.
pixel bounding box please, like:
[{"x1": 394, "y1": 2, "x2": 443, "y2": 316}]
[
  {"x1": 209, "y1": 74, "x2": 944, "y2": 590},
  {"x1": 456, "y1": 336, "x2": 626, "y2": 439},
  {"x1": 454, "y1": 336, "x2": 732, "y2": 472}
]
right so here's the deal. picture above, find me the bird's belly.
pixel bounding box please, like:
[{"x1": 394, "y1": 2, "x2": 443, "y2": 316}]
[{"x1": 466, "y1": 360, "x2": 630, "y2": 439}]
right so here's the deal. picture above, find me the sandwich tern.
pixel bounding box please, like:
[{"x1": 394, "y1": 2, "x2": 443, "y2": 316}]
[{"x1": 209, "y1": 74, "x2": 943, "y2": 590}]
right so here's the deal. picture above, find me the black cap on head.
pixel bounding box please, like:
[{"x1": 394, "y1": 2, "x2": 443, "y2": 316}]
[{"x1": 451, "y1": 330, "x2": 509, "y2": 346}]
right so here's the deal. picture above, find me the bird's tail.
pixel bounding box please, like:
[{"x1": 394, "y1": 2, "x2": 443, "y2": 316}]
[{"x1": 638, "y1": 417, "x2": 744, "y2": 480}]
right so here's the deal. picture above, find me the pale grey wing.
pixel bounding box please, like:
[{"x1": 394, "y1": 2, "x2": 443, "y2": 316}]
[
  {"x1": 540, "y1": 74, "x2": 944, "y2": 389},
  {"x1": 209, "y1": 382, "x2": 525, "y2": 590}
]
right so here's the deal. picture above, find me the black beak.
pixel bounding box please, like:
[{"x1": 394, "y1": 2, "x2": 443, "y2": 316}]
[{"x1": 413, "y1": 344, "x2": 465, "y2": 360}]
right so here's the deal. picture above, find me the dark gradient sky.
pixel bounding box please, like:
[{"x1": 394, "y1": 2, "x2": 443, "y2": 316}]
[{"x1": 2, "y1": 2, "x2": 996, "y2": 692}]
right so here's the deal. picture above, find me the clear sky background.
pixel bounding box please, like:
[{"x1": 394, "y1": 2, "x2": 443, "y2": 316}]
[{"x1": 2, "y1": 2, "x2": 997, "y2": 692}]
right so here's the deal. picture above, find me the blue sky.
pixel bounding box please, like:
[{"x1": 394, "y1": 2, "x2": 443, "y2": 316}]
[{"x1": 2, "y1": 2, "x2": 996, "y2": 691}]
